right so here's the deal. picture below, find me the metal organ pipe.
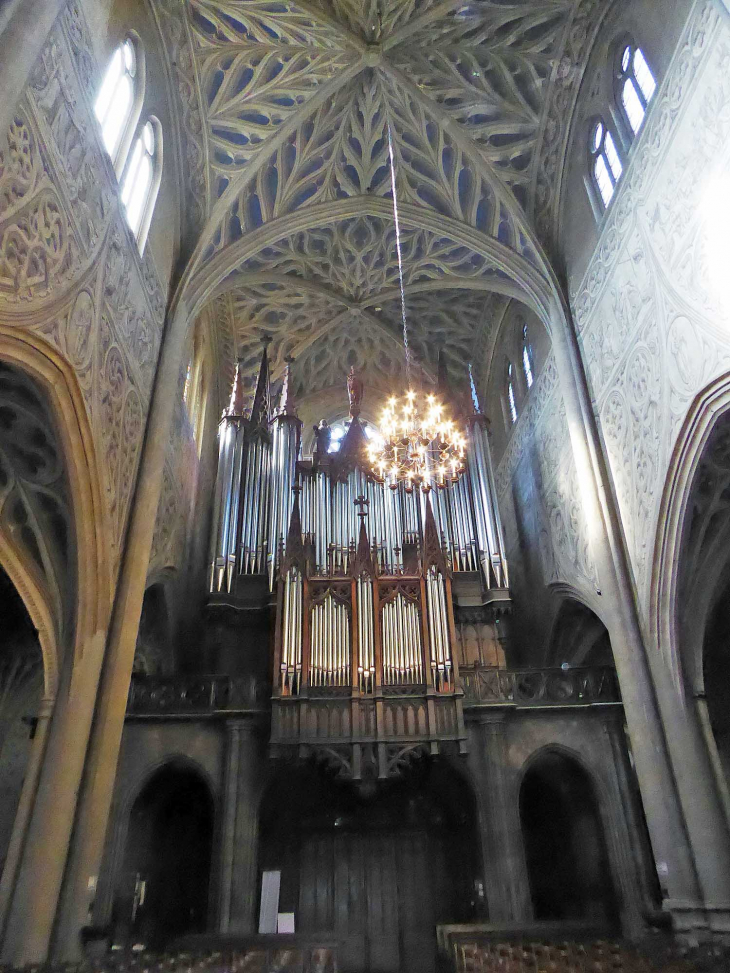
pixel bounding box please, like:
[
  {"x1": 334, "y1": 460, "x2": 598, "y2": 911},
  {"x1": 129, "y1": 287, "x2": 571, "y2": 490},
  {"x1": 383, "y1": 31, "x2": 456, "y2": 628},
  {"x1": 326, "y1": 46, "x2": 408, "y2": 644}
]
[
  {"x1": 209, "y1": 417, "x2": 247, "y2": 593},
  {"x1": 426, "y1": 568, "x2": 452, "y2": 692},
  {"x1": 281, "y1": 569, "x2": 302, "y2": 694},
  {"x1": 269, "y1": 416, "x2": 300, "y2": 589},
  {"x1": 381, "y1": 595, "x2": 421, "y2": 685},
  {"x1": 357, "y1": 577, "x2": 375, "y2": 693},
  {"x1": 467, "y1": 415, "x2": 508, "y2": 588}
]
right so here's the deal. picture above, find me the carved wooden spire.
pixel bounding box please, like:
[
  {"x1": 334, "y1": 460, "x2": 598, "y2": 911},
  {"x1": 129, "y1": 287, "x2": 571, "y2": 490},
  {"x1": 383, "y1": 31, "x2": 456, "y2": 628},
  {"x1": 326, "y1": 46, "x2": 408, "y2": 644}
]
[
  {"x1": 282, "y1": 482, "x2": 305, "y2": 572},
  {"x1": 248, "y1": 337, "x2": 272, "y2": 429},
  {"x1": 225, "y1": 358, "x2": 246, "y2": 417},
  {"x1": 352, "y1": 495, "x2": 374, "y2": 577},
  {"x1": 423, "y1": 492, "x2": 449, "y2": 574},
  {"x1": 277, "y1": 355, "x2": 297, "y2": 417}
]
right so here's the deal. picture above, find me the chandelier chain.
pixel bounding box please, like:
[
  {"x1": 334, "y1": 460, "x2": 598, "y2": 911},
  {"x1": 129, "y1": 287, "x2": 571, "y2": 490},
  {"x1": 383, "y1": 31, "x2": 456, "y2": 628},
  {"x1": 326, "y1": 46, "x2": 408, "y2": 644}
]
[{"x1": 386, "y1": 119, "x2": 412, "y2": 388}]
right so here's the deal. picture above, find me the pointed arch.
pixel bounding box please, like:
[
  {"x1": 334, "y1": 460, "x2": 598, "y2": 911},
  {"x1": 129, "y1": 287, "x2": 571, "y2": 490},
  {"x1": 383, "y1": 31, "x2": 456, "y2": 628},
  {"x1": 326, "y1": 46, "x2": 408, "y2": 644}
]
[
  {"x1": 0, "y1": 530, "x2": 58, "y2": 697},
  {"x1": 183, "y1": 197, "x2": 555, "y2": 324},
  {"x1": 0, "y1": 329, "x2": 114, "y2": 662},
  {"x1": 650, "y1": 373, "x2": 730, "y2": 695}
]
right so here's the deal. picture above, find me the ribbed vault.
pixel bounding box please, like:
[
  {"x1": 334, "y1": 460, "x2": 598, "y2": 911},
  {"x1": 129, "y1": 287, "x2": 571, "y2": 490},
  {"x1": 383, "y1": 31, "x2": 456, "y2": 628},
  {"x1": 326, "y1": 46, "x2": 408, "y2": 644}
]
[{"x1": 174, "y1": 0, "x2": 584, "y2": 399}]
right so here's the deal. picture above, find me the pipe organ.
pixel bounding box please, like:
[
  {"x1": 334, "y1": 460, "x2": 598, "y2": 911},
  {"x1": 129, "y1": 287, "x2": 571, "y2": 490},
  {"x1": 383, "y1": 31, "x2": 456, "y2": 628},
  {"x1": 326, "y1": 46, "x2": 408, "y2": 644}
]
[{"x1": 208, "y1": 347, "x2": 509, "y2": 778}]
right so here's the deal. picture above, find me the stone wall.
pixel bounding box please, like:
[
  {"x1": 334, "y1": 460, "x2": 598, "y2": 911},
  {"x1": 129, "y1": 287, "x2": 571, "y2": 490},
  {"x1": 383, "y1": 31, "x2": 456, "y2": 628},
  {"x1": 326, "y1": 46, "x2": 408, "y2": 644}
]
[
  {"x1": 494, "y1": 0, "x2": 730, "y2": 659},
  {"x1": 0, "y1": 1, "x2": 166, "y2": 576},
  {"x1": 571, "y1": 0, "x2": 730, "y2": 613}
]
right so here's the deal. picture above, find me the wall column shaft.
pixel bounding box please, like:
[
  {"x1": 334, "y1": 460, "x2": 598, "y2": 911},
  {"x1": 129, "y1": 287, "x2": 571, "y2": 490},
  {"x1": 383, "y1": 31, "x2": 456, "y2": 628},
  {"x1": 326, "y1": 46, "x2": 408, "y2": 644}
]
[
  {"x1": 227, "y1": 722, "x2": 261, "y2": 934},
  {"x1": 466, "y1": 714, "x2": 530, "y2": 923},
  {"x1": 51, "y1": 302, "x2": 191, "y2": 960},
  {"x1": 0, "y1": 633, "x2": 105, "y2": 964},
  {"x1": 550, "y1": 298, "x2": 730, "y2": 927},
  {"x1": 0, "y1": 698, "x2": 54, "y2": 940}
]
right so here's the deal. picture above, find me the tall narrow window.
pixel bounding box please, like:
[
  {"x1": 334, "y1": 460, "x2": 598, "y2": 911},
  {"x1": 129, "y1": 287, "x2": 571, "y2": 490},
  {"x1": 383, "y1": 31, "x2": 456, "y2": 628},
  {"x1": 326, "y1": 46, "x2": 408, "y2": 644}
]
[
  {"x1": 618, "y1": 44, "x2": 656, "y2": 135},
  {"x1": 120, "y1": 119, "x2": 162, "y2": 249},
  {"x1": 522, "y1": 324, "x2": 534, "y2": 390},
  {"x1": 95, "y1": 38, "x2": 137, "y2": 164},
  {"x1": 590, "y1": 119, "x2": 623, "y2": 209},
  {"x1": 507, "y1": 362, "x2": 518, "y2": 426}
]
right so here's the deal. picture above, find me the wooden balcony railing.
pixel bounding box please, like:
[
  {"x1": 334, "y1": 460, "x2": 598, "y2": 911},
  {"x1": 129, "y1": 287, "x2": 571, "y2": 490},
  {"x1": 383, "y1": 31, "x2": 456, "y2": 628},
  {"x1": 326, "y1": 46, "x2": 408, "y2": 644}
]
[{"x1": 460, "y1": 665, "x2": 620, "y2": 709}]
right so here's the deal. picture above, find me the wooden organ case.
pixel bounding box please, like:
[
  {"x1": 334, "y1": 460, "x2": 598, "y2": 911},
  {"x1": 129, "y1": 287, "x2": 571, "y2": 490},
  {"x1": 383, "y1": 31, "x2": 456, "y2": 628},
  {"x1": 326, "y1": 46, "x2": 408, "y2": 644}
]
[{"x1": 207, "y1": 347, "x2": 510, "y2": 781}]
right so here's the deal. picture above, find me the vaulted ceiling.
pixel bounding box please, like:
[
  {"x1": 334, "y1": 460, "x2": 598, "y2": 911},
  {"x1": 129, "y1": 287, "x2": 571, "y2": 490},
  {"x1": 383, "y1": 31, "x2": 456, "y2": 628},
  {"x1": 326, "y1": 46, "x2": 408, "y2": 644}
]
[{"x1": 170, "y1": 0, "x2": 596, "y2": 405}]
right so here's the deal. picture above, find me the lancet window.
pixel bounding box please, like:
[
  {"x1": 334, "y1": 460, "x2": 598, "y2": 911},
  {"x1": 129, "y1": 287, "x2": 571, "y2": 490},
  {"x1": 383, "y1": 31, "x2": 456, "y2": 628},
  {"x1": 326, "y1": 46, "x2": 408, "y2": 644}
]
[
  {"x1": 120, "y1": 119, "x2": 162, "y2": 251},
  {"x1": 507, "y1": 362, "x2": 518, "y2": 426},
  {"x1": 522, "y1": 324, "x2": 534, "y2": 390},
  {"x1": 617, "y1": 43, "x2": 657, "y2": 136},
  {"x1": 590, "y1": 118, "x2": 623, "y2": 209},
  {"x1": 94, "y1": 36, "x2": 141, "y2": 171}
]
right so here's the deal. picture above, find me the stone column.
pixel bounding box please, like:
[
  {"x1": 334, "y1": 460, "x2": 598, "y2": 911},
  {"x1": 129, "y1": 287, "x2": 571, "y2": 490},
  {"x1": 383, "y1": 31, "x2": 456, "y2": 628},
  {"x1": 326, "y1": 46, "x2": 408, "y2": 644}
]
[
  {"x1": 221, "y1": 720, "x2": 262, "y2": 934},
  {"x1": 0, "y1": 696, "x2": 54, "y2": 939},
  {"x1": 549, "y1": 297, "x2": 730, "y2": 929},
  {"x1": 52, "y1": 301, "x2": 192, "y2": 960},
  {"x1": 1, "y1": 632, "x2": 106, "y2": 965},
  {"x1": 466, "y1": 713, "x2": 531, "y2": 922}
]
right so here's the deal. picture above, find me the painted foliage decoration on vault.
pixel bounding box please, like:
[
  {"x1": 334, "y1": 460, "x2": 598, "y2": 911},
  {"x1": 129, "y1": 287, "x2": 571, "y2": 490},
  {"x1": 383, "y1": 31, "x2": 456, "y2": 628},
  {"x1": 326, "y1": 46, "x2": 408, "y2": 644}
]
[
  {"x1": 215, "y1": 215, "x2": 527, "y2": 395},
  {"x1": 179, "y1": 0, "x2": 584, "y2": 406}
]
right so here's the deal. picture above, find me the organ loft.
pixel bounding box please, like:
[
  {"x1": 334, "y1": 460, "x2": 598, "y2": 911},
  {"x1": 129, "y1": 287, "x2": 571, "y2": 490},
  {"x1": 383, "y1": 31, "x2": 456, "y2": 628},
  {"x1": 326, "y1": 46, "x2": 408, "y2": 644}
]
[{"x1": 3, "y1": 1, "x2": 730, "y2": 972}]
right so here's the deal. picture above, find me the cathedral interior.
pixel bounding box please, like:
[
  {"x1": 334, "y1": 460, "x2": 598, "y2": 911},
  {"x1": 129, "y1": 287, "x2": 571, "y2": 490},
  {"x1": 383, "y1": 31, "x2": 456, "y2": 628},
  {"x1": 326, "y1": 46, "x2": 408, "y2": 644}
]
[{"x1": 2, "y1": 1, "x2": 730, "y2": 971}]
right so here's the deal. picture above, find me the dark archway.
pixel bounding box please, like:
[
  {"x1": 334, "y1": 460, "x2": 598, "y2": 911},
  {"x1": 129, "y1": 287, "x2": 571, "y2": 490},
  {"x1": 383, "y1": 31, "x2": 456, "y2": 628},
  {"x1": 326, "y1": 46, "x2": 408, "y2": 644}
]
[
  {"x1": 133, "y1": 583, "x2": 172, "y2": 676},
  {"x1": 520, "y1": 751, "x2": 619, "y2": 928},
  {"x1": 113, "y1": 764, "x2": 214, "y2": 949},
  {"x1": 702, "y1": 572, "x2": 730, "y2": 788},
  {"x1": 547, "y1": 597, "x2": 613, "y2": 668},
  {"x1": 0, "y1": 565, "x2": 43, "y2": 878},
  {"x1": 258, "y1": 757, "x2": 483, "y2": 973}
]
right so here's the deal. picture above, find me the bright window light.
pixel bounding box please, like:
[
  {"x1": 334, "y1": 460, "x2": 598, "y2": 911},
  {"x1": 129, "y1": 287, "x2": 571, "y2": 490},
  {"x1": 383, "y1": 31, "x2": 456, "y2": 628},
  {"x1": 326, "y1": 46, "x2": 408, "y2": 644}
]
[{"x1": 95, "y1": 39, "x2": 136, "y2": 160}]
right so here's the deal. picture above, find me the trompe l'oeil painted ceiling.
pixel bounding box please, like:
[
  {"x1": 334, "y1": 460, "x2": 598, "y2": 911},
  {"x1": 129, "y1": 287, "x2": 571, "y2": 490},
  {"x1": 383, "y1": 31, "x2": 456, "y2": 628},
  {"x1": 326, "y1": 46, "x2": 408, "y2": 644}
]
[{"x1": 170, "y1": 0, "x2": 594, "y2": 403}]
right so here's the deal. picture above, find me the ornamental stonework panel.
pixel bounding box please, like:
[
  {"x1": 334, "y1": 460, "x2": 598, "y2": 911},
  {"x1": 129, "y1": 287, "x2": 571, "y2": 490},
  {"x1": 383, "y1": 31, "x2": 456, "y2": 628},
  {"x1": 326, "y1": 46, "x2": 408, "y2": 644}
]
[
  {"x1": 572, "y1": 1, "x2": 730, "y2": 610},
  {"x1": 0, "y1": 3, "x2": 167, "y2": 571}
]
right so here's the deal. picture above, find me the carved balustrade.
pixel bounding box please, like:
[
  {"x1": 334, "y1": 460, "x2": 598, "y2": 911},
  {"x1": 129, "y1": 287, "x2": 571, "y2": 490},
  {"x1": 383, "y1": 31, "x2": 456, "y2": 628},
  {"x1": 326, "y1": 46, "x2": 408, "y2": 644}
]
[
  {"x1": 126, "y1": 674, "x2": 265, "y2": 717},
  {"x1": 460, "y1": 665, "x2": 620, "y2": 709}
]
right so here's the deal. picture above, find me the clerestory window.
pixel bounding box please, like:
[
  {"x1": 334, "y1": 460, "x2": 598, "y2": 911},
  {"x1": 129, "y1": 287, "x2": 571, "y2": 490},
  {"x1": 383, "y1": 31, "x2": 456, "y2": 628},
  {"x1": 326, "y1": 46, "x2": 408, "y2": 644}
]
[
  {"x1": 590, "y1": 118, "x2": 623, "y2": 209},
  {"x1": 618, "y1": 43, "x2": 656, "y2": 136},
  {"x1": 94, "y1": 37, "x2": 140, "y2": 171},
  {"x1": 120, "y1": 118, "x2": 162, "y2": 252},
  {"x1": 522, "y1": 324, "x2": 534, "y2": 390},
  {"x1": 507, "y1": 362, "x2": 517, "y2": 426}
]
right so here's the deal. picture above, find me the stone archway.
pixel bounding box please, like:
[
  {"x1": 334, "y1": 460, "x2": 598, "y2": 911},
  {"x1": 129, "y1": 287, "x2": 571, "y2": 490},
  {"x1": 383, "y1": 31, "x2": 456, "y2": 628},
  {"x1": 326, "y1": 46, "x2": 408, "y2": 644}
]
[
  {"x1": 519, "y1": 748, "x2": 620, "y2": 929},
  {"x1": 0, "y1": 565, "x2": 43, "y2": 884},
  {"x1": 113, "y1": 763, "x2": 215, "y2": 950}
]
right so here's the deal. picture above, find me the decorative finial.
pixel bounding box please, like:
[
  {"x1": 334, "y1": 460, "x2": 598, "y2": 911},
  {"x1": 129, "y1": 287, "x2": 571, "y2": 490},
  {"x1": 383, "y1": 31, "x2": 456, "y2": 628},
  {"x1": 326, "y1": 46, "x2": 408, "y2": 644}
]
[
  {"x1": 347, "y1": 365, "x2": 364, "y2": 419},
  {"x1": 469, "y1": 363, "x2": 482, "y2": 415},
  {"x1": 355, "y1": 495, "x2": 370, "y2": 523},
  {"x1": 226, "y1": 357, "x2": 246, "y2": 417},
  {"x1": 278, "y1": 355, "x2": 297, "y2": 416}
]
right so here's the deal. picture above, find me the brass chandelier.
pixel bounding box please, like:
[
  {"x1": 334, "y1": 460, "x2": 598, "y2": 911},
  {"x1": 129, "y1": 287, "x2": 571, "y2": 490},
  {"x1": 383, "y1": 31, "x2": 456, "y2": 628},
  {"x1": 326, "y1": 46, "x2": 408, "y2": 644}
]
[{"x1": 367, "y1": 122, "x2": 467, "y2": 493}]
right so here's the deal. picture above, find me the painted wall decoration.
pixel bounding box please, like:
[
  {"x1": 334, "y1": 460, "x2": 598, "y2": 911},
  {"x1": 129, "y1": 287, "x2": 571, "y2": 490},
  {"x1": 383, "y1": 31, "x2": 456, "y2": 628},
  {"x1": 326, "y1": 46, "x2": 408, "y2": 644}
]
[
  {"x1": 0, "y1": 2, "x2": 168, "y2": 574},
  {"x1": 572, "y1": 0, "x2": 730, "y2": 611}
]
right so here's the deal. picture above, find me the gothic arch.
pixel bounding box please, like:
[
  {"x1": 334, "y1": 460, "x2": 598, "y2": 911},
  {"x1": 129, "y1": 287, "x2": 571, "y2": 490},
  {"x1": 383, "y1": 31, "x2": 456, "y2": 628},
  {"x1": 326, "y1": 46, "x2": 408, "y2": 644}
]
[
  {"x1": 0, "y1": 329, "x2": 113, "y2": 667},
  {"x1": 110, "y1": 758, "x2": 216, "y2": 945},
  {"x1": 181, "y1": 198, "x2": 558, "y2": 325},
  {"x1": 99, "y1": 751, "x2": 220, "y2": 927},
  {"x1": 544, "y1": 585, "x2": 613, "y2": 669},
  {"x1": 0, "y1": 530, "x2": 57, "y2": 697},
  {"x1": 517, "y1": 743, "x2": 622, "y2": 927},
  {"x1": 651, "y1": 373, "x2": 730, "y2": 695}
]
